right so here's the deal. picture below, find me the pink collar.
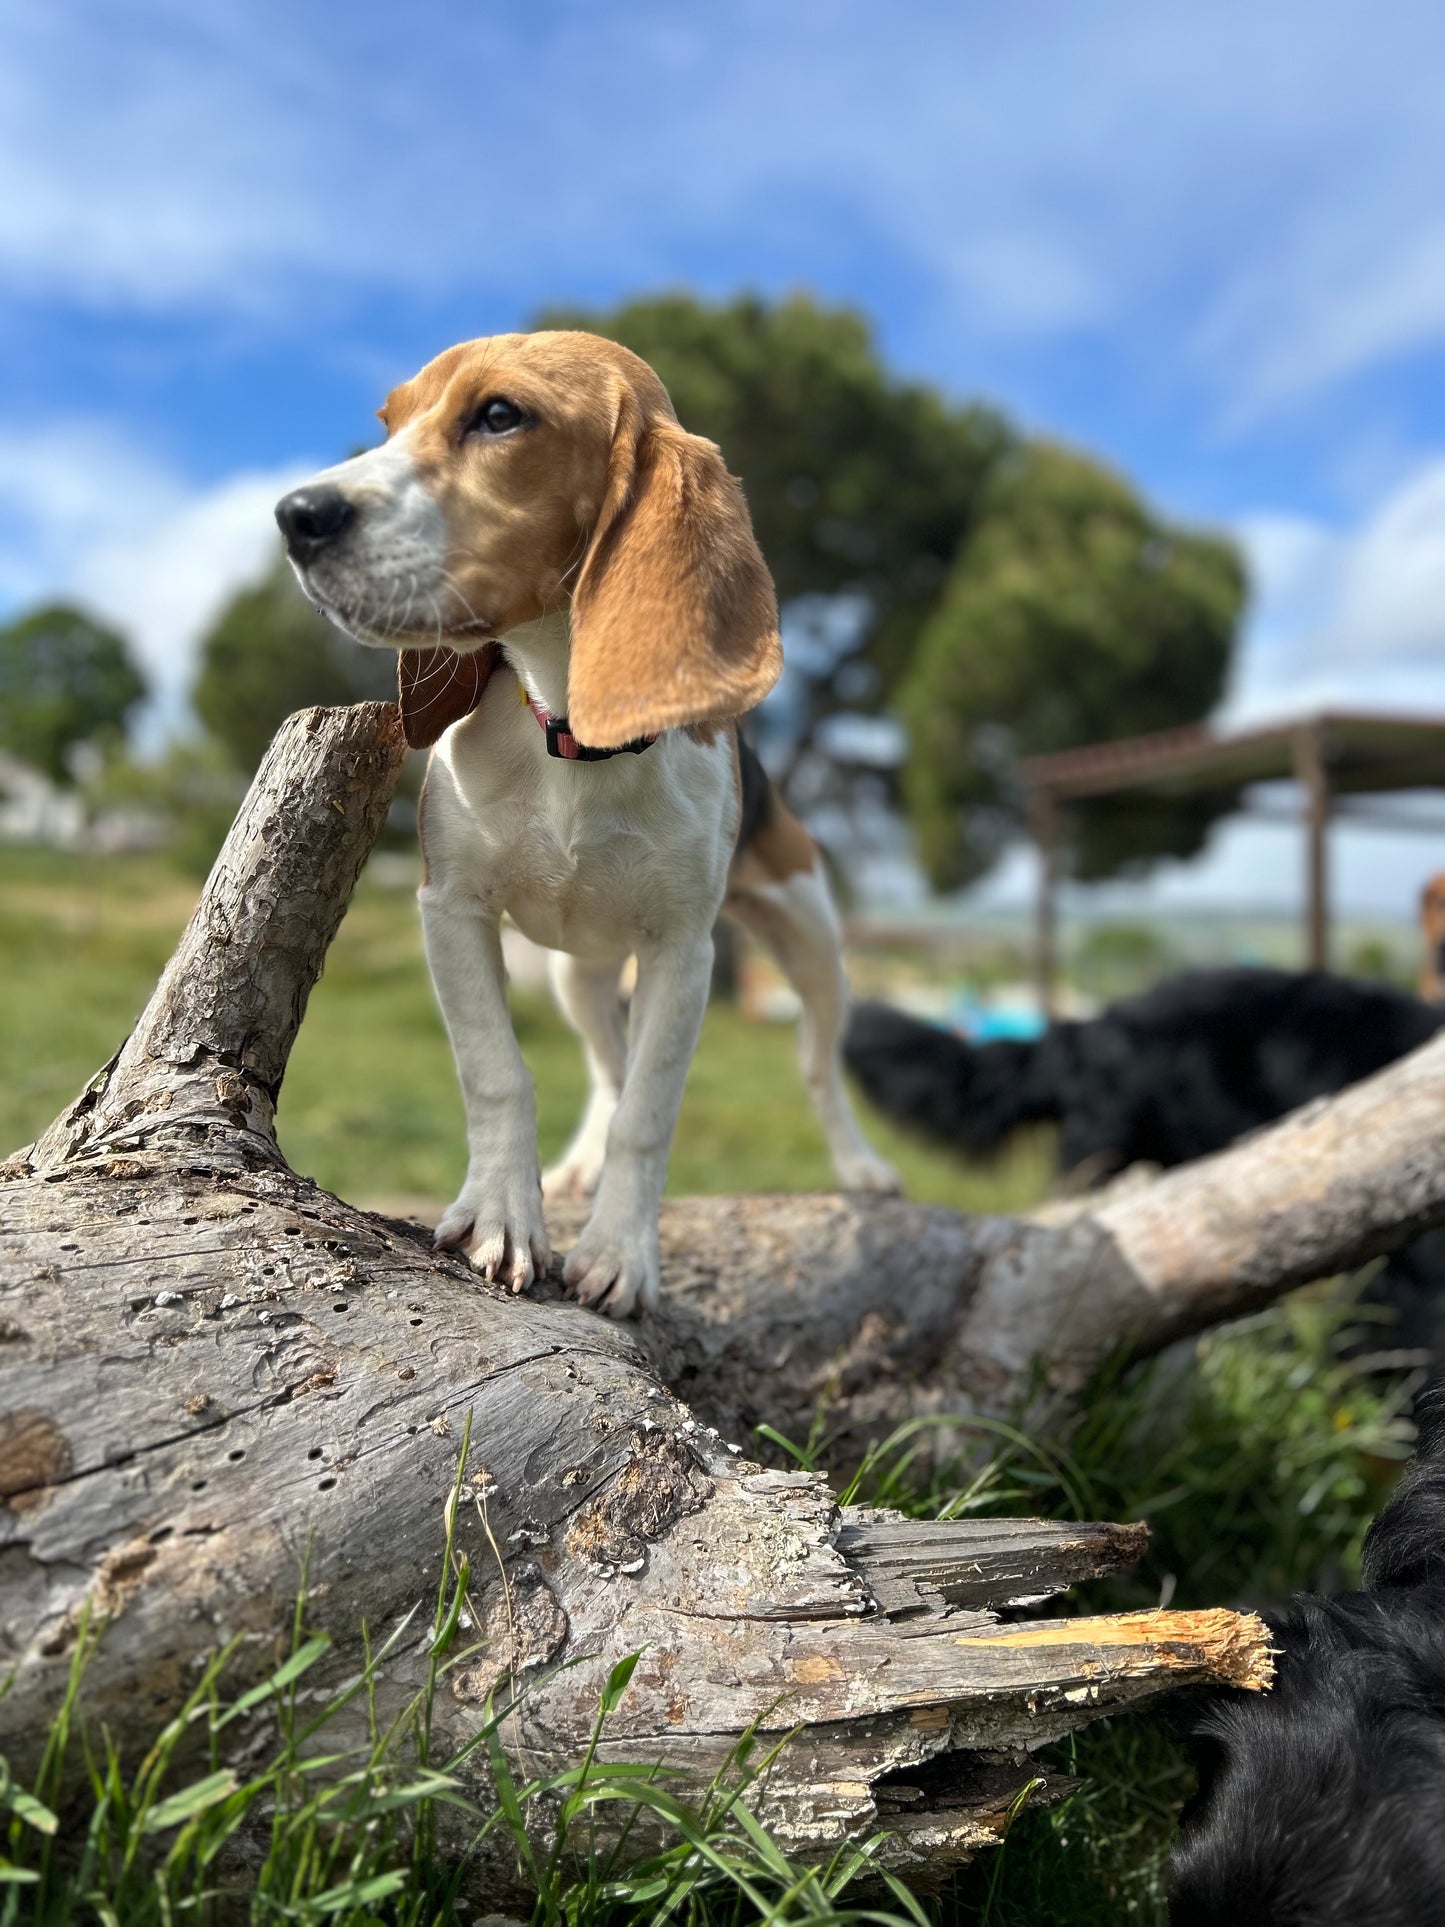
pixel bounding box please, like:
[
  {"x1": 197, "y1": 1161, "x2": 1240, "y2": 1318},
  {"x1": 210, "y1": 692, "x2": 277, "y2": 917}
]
[{"x1": 521, "y1": 685, "x2": 659, "y2": 763}]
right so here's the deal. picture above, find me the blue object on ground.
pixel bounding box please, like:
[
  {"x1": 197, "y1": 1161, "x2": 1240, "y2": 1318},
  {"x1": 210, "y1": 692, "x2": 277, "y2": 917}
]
[{"x1": 944, "y1": 993, "x2": 1048, "y2": 1043}]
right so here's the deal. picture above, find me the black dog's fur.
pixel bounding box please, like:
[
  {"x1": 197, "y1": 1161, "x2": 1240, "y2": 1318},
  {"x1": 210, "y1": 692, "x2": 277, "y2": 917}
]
[
  {"x1": 845, "y1": 968, "x2": 1445, "y2": 1355},
  {"x1": 845, "y1": 969, "x2": 1445, "y2": 1913},
  {"x1": 1168, "y1": 1382, "x2": 1445, "y2": 1924},
  {"x1": 844, "y1": 967, "x2": 1444, "y2": 1176}
]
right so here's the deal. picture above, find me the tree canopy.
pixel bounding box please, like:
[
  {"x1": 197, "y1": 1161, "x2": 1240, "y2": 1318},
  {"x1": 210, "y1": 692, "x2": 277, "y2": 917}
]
[
  {"x1": 536, "y1": 291, "x2": 1010, "y2": 694},
  {"x1": 0, "y1": 603, "x2": 147, "y2": 784},
  {"x1": 538, "y1": 294, "x2": 1247, "y2": 889},
  {"x1": 898, "y1": 441, "x2": 1247, "y2": 889},
  {"x1": 194, "y1": 553, "x2": 396, "y2": 774}
]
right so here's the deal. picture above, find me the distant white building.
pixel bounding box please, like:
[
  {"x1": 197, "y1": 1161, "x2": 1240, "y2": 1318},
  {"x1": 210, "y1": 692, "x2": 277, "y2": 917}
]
[
  {"x1": 0, "y1": 753, "x2": 86, "y2": 847},
  {"x1": 0, "y1": 751, "x2": 169, "y2": 852}
]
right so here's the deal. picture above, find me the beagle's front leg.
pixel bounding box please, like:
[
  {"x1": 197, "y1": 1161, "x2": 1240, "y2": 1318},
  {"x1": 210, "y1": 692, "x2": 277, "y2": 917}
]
[
  {"x1": 420, "y1": 885, "x2": 550, "y2": 1291},
  {"x1": 563, "y1": 930, "x2": 714, "y2": 1318}
]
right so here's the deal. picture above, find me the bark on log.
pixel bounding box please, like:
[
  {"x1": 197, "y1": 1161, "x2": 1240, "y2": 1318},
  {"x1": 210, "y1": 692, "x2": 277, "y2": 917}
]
[
  {"x1": 0, "y1": 703, "x2": 1271, "y2": 1897},
  {"x1": 548, "y1": 1007, "x2": 1445, "y2": 1463}
]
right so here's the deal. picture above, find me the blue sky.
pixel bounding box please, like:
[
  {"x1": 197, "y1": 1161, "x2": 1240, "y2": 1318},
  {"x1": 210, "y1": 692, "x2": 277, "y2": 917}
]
[{"x1": 6, "y1": 0, "x2": 1445, "y2": 913}]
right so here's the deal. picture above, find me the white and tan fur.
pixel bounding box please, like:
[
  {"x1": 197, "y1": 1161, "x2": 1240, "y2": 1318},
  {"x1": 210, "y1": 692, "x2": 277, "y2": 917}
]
[{"x1": 276, "y1": 329, "x2": 896, "y2": 1318}]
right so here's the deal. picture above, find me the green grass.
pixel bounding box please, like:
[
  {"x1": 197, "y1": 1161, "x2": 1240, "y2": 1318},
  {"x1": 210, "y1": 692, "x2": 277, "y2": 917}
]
[
  {"x1": 0, "y1": 846, "x2": 1050, "y2": 1214},
  {"x1": 2, "y1": 1422, "x2": 929, "y2": 1927},
  {"x1": 814, "y1": 1283, "x2": 1418, "y2": 1925},
  {"x1": 0, "y1": 846, "x2": 1420, "y2": 1922}
]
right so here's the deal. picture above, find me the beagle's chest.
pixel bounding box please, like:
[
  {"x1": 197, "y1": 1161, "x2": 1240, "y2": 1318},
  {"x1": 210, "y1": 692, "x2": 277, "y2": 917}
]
[{"x1": 425, "y1": 706, "x2": 735, "y2": 957}]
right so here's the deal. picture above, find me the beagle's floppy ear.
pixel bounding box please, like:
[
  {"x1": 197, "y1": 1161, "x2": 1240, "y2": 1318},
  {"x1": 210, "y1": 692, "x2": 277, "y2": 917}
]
[
  {"x1": 397, "y1": 643, "x2": 499, "y2": 749},
  {"x1": 567, "y1": 410, "x2": 781, "y2": 747}
]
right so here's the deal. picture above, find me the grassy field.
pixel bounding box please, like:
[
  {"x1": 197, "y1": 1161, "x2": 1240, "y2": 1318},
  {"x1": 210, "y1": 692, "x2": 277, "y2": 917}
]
[
  {"x1": 0, "y1": 844, "x2": 1051, "y2": 1214},
  {"x1": 0, "y1": 843, "x2": 1417, "y2": 1923}
]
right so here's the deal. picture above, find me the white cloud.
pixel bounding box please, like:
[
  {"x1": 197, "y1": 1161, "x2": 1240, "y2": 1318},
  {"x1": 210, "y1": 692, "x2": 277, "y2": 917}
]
[
  {"x1": 1167, "y1": 460, "x2": 1445, "y2": 913},
  {"x1": 1329, "y1": 463, "x2": 1445, "y2": 664},
  {"x1": 0, "y1": 422, "x2": 310, "y2": 740},
  {"x1": 1230, "y1": 513, "x2": 1339, "y2": 666},
  {"x1": 1231, "y1": 458, "x2": 1445, "y2": 722},
  {"x1": 0, "y1": 425, "x2": 176, "y2": 595},
  {"x1": 1206, "y1": 229, "x2": 1445, "y2": 424},
  {"x1": 5, "y1": 0, "x2": 1445, "y2": 423},
  {"x1": 0, "y1": 5, "x2": 317, "y2": 311},
  {"x1": 81, "y1": 470, "x2": 312, "y2": 736},
  {"x1": 973, "y1": 457, "x2": 1445, "y2": 917}
]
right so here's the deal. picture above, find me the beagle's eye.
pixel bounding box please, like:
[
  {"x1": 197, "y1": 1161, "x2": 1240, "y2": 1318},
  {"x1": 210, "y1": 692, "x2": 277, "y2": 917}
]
[{"x1": 466, "y1": 397, "x2": 527, "y2": 438}]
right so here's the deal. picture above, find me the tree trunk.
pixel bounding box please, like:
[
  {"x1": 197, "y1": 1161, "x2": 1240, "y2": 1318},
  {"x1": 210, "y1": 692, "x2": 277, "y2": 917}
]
[
  {"x1": 0, "y1": 704, "x2": 1271, "y2": 1894},
  {"x1": 556, "y1": 1006, "x2": 1445, "y2": 1461}
]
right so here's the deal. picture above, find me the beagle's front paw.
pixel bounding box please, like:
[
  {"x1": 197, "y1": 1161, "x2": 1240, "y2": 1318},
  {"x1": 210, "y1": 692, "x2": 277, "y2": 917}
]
[
  {"x1": 562, "y1": 1211, "x2": 660, "y2": 1320},
  {"x1": 435, "y1": 1173, "x2": 550, "y2": 1293}
]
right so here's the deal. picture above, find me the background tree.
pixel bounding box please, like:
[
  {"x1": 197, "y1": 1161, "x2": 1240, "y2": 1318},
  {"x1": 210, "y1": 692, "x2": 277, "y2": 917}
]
[
  {"x1": 537, "y1": 292, "x2": 1009, "y2": 781},
  {"x1": 540, "y1": 295, "x2": 1246, "y2": 892},
  {"x1": 194, "y1": 551, "x2": 395, "y2": 774},
  {"x1": 82, "y1": 737, "x2": 249, "y2": 877},
  {"x1": 0, "y1": 602, "x2": 146, "y2": 783},
  {"x1": 899, "y1": 440, "x2": 1247, "y2": 890}
]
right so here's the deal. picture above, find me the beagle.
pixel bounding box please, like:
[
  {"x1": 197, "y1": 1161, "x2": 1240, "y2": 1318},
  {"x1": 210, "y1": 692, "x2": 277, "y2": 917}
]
[{"x1": 275, "y1": 330, "x2": 897, "y2": 1318}]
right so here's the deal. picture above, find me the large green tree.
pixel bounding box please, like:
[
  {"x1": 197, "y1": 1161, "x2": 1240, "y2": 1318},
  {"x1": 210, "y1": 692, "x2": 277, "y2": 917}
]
[
  {"x1": 536, "y1": 292, "x2": 1010, "y2": 732},
  {"x1": 0, "y1": 603, "x2": 147, "y2": 783},
  {"x1": 539, "y1": 294, "x2": 1245, "y2": 890},
  {"x1": 899, "y1": 441, "x2": 1248, "y2": 889},
  {"x1": 194, "y1": 552, "x2": 396, "y2": 774}
]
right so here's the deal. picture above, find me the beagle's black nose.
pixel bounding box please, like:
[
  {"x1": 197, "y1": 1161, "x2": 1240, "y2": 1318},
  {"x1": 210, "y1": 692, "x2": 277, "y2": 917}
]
[{"x1": 275, "y1": 485, "x2": 356, "y2": 561}]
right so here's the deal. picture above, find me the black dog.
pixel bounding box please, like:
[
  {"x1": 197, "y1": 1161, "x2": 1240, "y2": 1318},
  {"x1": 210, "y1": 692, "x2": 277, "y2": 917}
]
[
  {"x1": 1169, "y1": 1381, "x2": 1445, "y2": 1924},
  {"x1": 845, "y1": 968, "x2": 1445, "y2": 1356},
  {"x1": 844, "y1": 967, "x2": 1443, "y2": 1176}
]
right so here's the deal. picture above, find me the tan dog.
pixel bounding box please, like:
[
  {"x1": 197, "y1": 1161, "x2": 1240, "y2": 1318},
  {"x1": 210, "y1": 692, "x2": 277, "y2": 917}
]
[
  {"x1": 1421, "y1": 873, "x2": 1445, "y2": 1004},
  {"x1": 276, "y1": 331, "x2": 897, "y2": 1317}
]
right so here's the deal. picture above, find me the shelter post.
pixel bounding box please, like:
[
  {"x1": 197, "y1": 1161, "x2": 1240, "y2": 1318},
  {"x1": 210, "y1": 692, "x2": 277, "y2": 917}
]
[
  {"x1": 1293, "y1": 722, "x2": 1331, "y2": 970},
  {"x1": 1016, "y1": 711, "x2": 1445, "y2": 986},
  {"x1": 1030, "y1": 785, "x2": 1059, "y2": 1017}
]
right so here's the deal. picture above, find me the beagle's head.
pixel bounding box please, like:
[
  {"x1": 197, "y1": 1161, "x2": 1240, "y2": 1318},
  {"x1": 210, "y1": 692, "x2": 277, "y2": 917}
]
[{"x1": 275, "y1": 330, "x2": 781, "y2": 750}]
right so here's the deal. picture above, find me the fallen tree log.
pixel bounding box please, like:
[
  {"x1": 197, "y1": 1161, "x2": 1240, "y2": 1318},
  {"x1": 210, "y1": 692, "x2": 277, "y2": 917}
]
[
  {"x1": 0, "y1": 703, "x2": 1270, "y2": 1897},
  {"x1": 546, "y1": 1003, "x2": 1445, "y2": 1459},
  {"x1": 538, "y1": 991, "x2": 1445, "y2": 1460}
]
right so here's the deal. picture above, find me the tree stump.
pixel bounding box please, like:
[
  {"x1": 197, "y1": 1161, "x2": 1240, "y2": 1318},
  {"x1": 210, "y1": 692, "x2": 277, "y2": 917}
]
[{"x1": 1, "y1": 704, "x2": 1274, "y2": 1894}]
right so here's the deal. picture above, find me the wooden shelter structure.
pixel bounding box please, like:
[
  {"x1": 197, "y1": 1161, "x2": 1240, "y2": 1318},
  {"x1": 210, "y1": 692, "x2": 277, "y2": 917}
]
[{"x1": 1018, "y1": 709, "x2": 1445, "y2": 1008}]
